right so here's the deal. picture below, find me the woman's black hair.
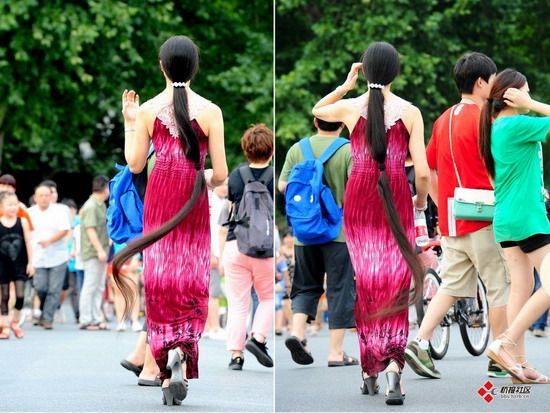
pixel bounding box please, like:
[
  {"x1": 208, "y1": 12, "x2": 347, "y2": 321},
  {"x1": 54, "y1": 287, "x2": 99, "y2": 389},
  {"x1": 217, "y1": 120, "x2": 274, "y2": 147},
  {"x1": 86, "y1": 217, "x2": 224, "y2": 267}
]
[
  {"x1": 112, "y1": 36, "x2": 206, "y2": 320},
  {"x1": 361, "y1": 42, "x2": 424, "y2": 319},
  {"x1": 479, "y1": 69, "x2": 527, "y2": 178}
]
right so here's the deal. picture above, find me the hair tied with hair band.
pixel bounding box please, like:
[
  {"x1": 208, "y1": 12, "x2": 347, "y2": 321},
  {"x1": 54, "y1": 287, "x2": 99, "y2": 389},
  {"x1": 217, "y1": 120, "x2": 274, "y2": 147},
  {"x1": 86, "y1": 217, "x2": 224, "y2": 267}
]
[
  {"x1": 378, "y1": 163, "x2": 386, "y2": 171},
  {"x1": 368, "y1": 83, "x2": 385, "y2": 89},
  {"x1": 173, "y1": 82, "x2": 186, "y2": 88}
]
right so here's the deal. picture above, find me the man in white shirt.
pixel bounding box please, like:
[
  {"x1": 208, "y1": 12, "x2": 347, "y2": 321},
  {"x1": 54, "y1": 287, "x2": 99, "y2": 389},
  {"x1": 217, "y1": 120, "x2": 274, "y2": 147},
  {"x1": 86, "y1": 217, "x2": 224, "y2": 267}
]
[{"x1": 28, "y1": 183, "x2": 71, "y2": 329}]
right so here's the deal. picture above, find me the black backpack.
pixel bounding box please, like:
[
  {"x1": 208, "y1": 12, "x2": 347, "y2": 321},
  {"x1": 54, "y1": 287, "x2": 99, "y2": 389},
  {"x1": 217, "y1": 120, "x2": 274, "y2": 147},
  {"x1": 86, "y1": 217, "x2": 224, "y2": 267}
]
[{"x1": 233, "y1": 166, "x2": 274, "y2": 258}]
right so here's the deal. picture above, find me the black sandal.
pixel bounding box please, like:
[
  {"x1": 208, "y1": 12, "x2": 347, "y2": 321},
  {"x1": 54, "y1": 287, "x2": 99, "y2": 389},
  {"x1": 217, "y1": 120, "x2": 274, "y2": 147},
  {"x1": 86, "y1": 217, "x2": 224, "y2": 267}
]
[
  {"x1": 328, "y1": 352, "x2": 359, "y2": 367},
  {"x1": 120, "y1": 359, "x2": 144, "y2": 377},
  {"x1": 163, "y1": 349, "x2": 189, "y2": 405},
  {"x1": 284, "y1": 336, "x2": 314, "y2": 365},
  {"x1": 361, "y1": 372, "x2": 379, "y2": 395},
  {"x1": 385, "y1": 359, "x2": 405, "y2": 406}
]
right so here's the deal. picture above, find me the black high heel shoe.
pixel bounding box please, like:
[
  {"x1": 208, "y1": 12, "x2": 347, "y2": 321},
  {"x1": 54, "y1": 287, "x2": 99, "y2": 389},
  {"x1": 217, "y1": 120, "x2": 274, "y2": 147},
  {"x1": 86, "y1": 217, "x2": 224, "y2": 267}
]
[
  {"x1": 361, "y1": 372, "x2": 379, "y2": 395},
  {"x1": 385, "y1": 370, "x2": 405, "y2": 406},
  {"x1": 162, "y1": 349, "x2": 189, "y2": 406}
]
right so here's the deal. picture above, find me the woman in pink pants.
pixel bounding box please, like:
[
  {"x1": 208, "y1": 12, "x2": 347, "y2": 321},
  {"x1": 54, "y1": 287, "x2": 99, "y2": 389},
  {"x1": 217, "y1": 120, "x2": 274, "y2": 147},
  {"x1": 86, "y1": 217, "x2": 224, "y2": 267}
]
[{"x1": 221, "y1": 124, "x2": 274, "y2": 370}]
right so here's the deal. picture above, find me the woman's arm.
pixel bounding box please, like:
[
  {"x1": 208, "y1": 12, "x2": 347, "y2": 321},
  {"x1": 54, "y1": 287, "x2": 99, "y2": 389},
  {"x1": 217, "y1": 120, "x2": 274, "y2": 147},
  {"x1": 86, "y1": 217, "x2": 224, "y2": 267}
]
[
  {"x1": 122, "y1": 90, "x2": 151, "y2": 174},
  {"x1": 22, "y1": 219, "x2": 34, "y2": 277},
  {"x1": 204, "y1": 104, "x2": 228, "y2": 187},
  {"x1": 312, "y1": 63, "x2": 363, "y2": 131},
  {"x1": 404, "y1": 105, "x2": 430, "y2": 209},
  {"x1": 504, "y1": 88, "x2": 550, "y2": 116}
]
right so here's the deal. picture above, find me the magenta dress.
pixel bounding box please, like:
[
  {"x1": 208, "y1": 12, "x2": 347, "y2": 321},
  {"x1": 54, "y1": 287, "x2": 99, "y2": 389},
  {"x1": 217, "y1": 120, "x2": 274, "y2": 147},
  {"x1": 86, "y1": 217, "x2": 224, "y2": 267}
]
[
  {"x1": 344, "y1": 96, "x2": 414, "y2": 376},
  {"x1": 142, "y1": 97, "x2": 211, "y2": 380}
]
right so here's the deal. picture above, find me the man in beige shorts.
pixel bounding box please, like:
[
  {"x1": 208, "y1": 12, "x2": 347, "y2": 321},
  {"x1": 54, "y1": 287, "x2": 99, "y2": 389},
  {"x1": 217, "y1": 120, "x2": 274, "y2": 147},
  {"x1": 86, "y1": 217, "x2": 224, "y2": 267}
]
[{"x1": 404, "y1": 52, "x2": 510, "y2": 379}]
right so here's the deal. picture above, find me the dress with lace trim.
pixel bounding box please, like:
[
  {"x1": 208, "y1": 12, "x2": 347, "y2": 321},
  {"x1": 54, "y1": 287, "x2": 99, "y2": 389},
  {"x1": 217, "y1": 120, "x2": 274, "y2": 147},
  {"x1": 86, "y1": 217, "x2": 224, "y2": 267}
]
[
  {"x1": 348, "y1": 94, "x2": 411, "y2": 131},
  {"x1": 143, "y1": 94, "x2": 212, "y2": 139}
]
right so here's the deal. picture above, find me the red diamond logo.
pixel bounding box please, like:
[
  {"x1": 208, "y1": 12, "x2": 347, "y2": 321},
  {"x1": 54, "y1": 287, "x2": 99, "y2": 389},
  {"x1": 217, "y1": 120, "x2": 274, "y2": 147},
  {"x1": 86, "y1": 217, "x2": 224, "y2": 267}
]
[{"x1": 477, "y1": 381, "x2": 495, "y2": 404}]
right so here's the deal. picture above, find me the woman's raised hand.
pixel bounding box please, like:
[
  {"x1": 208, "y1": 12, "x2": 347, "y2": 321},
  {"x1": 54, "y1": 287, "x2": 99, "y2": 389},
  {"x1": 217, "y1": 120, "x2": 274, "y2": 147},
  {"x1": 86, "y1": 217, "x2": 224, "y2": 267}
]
[
  {"x1": 503, "y1": 88, "x2": 532, "y2": 110},
  {"x1": 340, "y1": 62, "x2": 363, "y2": 93},
  {"x1": 122, "y1": 89, "x2": 140, "y2": 124}
]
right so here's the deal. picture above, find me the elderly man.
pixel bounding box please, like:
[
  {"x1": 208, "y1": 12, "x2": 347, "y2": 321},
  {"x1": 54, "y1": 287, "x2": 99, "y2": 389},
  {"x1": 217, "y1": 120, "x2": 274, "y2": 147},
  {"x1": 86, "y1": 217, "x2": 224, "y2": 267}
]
[{"x1": 28, "y1": 183, "x2": 71, "y2": 329}]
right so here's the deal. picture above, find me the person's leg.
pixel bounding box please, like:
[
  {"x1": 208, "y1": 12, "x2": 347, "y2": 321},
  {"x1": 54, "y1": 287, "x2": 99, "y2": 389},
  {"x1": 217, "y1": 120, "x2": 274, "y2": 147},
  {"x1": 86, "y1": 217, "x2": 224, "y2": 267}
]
[
  {"x1": 33, "y1": 267, "x2": 48, "y2": 318},
  {"x1": 250, "y1": 257, "x2": 275, "y2": 343},
  {"x1": 68, "y1": 271, "x2": 80, "y2": 322},
  {"x1": 139, "y1": 344, "x2": 161, "y2": 380},
  {"x1": 90, "y1": 259, "x2": 107, "y2": 325},
  {"x1": 9, "y1": 280, "x2": 25, "y2": 337},
  {"x1": 43, "y1": 263, "x2": 68, "y2": 325},
  {"x1": 113, "y1": 278, "x2": 127, "y2": 329},
  {"x1": 529, "y1": 269, "x2": 549, "y2": 334},
  {"x1": 406, "y1": 235, "x2": 476, "y2": 378},
  {"x1": 57, "y1": 269, "x2": 70, "y2": 308},
  {"x1": 323, "y1": 242, "x2": 356, "y2": 363},
  {"x1": 128, "y1": 271, "x2": 140, "y2": 326},
  {"x1": 0, "y1": 282, "x2": 10, "y2": 338},
  {"x1": 0, "y1": 283, "x2": 9, "y2": 318},
  {"x1": 224, "y1": 241, "x2": 253, "y2": 358},
  {"x1": 79, "y1": 261, "x2": 95, "y2": 326},
  {"x1": 206, "y1": 267, "x2": 223, "y2": 334},
  {"x1": 76, "y1": 270, "x2": 84, "y2": 292},
  {"x1": 126, "y1": 330, "x2": 147, "y2": 365},
  {"x1": 282, "y1": 298, "x2": 293, "y2": 331},
  {"x1": 207, "y1": 297, "x2": 221, "y2": 331},
  {"x1": 416, "y1": 235, "x2": 478, "y2": 341},
  {"x1": 466, "y1": 226, "x2": 510, "y2": 341},
  {"x1": 502, "y1": 247, "x2": 533, "y2": 364},
  {"x1": 289, "y1": 245, "x2": 324, "y2": 342}
]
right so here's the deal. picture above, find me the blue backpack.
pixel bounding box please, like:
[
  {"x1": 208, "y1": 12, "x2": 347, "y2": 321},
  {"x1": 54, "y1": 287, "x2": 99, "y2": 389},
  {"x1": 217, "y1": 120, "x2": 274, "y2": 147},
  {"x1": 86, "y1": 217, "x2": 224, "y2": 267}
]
[
  {"x1": 285, "y1": 137, "x2": 349, "y2": 245},
  {"x1": 106, "y1": 146, "x2": 154, "y2": 244}
]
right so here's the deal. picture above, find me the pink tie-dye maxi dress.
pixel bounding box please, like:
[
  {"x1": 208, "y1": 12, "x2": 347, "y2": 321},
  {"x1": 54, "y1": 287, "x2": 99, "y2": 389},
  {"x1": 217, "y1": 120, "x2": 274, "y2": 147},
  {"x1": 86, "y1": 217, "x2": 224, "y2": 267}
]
[
  {"x1": 142, "y1": 98, "x2": 211, "y2": 380},
  {"x1": 344, "y1": 96, "x2": 415, "y2": 376}
]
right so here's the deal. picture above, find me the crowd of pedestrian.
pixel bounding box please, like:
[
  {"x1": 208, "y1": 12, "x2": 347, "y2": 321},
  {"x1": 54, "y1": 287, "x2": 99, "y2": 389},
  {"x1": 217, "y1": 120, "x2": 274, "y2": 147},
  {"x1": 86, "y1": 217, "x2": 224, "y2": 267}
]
[{"x1": 277, "y1": 44, "x2": 550, "y2": 406}]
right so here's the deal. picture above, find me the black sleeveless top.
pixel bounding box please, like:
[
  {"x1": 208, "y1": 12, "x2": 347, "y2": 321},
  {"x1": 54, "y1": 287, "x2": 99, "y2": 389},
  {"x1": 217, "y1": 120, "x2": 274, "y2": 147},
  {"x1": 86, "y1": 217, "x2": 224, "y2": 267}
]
[{"x1": 0, "y1": 218, "x2": 28, "y2": 271}]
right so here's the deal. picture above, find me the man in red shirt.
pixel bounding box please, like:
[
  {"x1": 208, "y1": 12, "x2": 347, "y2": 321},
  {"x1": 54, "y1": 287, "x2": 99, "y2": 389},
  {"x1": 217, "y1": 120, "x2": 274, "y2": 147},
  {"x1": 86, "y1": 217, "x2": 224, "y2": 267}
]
[{"x1": 405, "y1": 53, "x2": 510, "y2": 379}]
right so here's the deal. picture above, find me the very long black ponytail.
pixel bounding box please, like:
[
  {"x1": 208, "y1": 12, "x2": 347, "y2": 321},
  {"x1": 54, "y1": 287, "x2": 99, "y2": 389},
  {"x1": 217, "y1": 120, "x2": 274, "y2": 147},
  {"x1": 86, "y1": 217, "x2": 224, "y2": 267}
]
[
  {"x1": 113, "y1": 36, "x2": 205, "y2": 320},
  {"x1": 362, "y1": 42, "x2": 424, "y2": 320}
]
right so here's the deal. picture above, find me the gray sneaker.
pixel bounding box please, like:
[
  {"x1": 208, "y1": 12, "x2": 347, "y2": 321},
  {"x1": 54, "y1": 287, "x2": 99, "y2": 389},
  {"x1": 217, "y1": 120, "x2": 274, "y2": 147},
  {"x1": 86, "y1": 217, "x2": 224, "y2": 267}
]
[{"x1": 404, "y1": 341, "x2": 441, "y2": 379}]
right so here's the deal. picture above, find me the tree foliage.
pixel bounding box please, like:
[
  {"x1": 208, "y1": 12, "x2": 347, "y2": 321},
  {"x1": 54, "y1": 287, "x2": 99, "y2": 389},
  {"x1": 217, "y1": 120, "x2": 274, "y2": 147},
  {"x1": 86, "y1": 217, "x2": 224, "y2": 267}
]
[
  {"x1": 276, "y1": 0, "x2": 549, "y2": 175},
  {"x1": 0, "y1": 0, "x2": 272, "y2": 176}
]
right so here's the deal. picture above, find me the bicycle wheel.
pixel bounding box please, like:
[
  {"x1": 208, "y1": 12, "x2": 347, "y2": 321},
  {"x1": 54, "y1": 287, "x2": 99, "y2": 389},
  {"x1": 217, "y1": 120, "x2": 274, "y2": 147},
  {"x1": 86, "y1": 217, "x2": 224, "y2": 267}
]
[
  {"x1": 421, "y1": 269, "x2": 450, "y2": 360},
  {"x1": 459, "y1": 276, "x2": 490, "y2": 356}
]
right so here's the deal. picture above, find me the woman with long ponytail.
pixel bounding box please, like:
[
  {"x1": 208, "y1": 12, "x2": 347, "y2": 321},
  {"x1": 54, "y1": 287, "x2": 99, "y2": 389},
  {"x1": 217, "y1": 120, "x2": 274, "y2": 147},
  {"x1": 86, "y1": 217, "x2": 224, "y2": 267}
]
[
  {"x1": 118, "y1": 35, "x2": 227, "y2": 405},
  {"x1": 313, "y1": 42, "x2": 430, "y2": 405},
  {"x1": 479, "y1": 69, "x2": 550, "y2": 384}
]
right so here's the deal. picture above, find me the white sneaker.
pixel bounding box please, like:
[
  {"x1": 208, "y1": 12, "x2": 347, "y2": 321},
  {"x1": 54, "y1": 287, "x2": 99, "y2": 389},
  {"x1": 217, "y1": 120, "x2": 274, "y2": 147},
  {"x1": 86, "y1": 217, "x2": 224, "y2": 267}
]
[
  {"x1": 116, "y1": 321, "x2": 127, "y2": 332},
  {"x1": 19, "y1": 309, "x2": 31, "y2": 327},
  {"x1": 132, "y1": 321, "x2": 142, "y2": 332},
  {"x1": 209, "y1": 329, "x2": 227, "y2": 341}
]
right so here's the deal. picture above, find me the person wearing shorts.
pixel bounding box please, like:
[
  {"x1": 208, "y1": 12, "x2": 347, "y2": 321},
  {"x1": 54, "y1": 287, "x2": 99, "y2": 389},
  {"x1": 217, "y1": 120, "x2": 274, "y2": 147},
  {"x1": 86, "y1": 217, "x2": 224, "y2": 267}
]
[
  {"x1": 404, "y1": 52, "x2": 510, "y2": 379},
  {"x1": 278, "y1": 118, "x2": 357, "y2": 367}
]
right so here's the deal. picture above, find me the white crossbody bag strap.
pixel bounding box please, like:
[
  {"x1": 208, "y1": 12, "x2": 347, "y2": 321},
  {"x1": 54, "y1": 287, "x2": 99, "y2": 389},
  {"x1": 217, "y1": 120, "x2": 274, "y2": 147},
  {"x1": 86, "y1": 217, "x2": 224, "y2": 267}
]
[{"x1": 448, "y1": 105, "x2": 463, "y2": 188}]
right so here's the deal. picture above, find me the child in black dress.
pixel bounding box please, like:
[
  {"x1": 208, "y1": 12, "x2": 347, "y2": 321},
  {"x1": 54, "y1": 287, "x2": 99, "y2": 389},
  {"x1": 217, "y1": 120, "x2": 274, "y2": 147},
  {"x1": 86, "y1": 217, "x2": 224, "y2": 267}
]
[{"x1": 0, "y1": 192, "x2": 34, "y2": 339}]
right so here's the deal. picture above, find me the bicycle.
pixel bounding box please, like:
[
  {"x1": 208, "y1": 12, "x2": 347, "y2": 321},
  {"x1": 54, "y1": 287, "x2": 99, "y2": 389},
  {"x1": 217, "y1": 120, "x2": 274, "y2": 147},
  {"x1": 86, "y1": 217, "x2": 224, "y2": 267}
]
[{"x1": 415, "y1": 239, "x2": 490, "y2": 360}]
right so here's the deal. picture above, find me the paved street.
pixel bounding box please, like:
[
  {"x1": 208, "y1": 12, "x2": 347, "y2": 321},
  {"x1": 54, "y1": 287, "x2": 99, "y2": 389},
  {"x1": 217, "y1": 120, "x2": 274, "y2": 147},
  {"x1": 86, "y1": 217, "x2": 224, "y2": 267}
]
[
  {"x1": 0, "y1": 306, "x2": 273, "y2": 412},
  {"x1": 275, "y1": 325, "x2": 550, "y2": 412}
]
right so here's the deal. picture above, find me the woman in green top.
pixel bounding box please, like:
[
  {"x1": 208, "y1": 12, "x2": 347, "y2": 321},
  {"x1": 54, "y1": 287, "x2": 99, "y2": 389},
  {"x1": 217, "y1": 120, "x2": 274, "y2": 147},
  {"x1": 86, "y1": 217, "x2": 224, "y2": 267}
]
[{"x1": 479, "y1": 68, "x2": 550, "y2": 384}]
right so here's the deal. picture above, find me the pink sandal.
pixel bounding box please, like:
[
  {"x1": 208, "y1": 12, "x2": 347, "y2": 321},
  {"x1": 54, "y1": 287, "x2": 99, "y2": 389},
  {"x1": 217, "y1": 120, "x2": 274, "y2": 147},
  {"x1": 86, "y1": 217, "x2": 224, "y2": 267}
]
[
  {"x1": 0, "y1": 324, "x2": 10, "y2": 339},
  {"x1": 516, "y1": 363, "x2": 550, "y2": 384},
  {"x1": 10, "y1": 321, "x2": 24, "y2": 339},
  {"x1": 487, "y1": 334, "x2": 527, "y2": 383}
]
